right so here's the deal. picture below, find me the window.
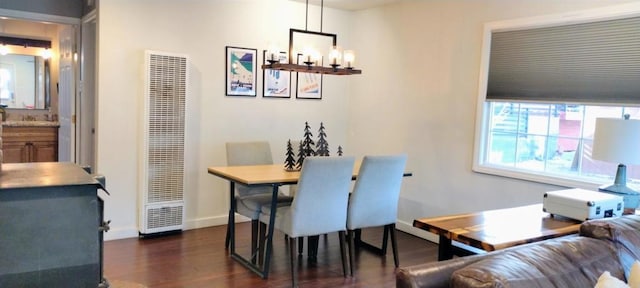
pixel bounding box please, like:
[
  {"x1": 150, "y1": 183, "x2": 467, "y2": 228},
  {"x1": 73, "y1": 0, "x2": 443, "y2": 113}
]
[
  {"x1": 480, "y1": 102, "x2": 640, "y2": 186},
  {"x1": 473, "y1": 4, "x2": 640, "y2": 188}
]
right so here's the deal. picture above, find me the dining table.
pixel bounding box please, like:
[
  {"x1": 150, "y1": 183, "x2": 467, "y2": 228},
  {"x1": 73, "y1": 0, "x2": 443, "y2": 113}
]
[{"x1": 207, "y1": 161, "x2": 412, "y2": 279}]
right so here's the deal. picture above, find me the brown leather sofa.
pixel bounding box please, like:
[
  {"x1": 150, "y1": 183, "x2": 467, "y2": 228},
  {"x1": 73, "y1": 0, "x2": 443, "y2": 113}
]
[{"x1": 397, "y1": 215, "x2": 640, "y2": 288}]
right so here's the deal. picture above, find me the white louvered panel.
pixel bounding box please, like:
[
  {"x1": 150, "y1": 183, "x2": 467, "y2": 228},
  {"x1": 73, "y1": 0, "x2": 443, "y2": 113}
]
[
  {"x1": 146, "y1": 203, "x2": 184, "y2": 230},
  {"x1": 140, "y1": 51, "x2": 188, "y2": 235}
]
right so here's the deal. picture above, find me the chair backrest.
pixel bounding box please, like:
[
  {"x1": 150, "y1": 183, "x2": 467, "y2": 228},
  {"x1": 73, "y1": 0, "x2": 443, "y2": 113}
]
[
  {"x1": 226, "y1": 141, "x2": 273, "y2": 166},
  {"x1": 226, "y1": 141, "x2": 273, "y2": 196},
  {"x1": 288, "y1": 156, "x2": 355, "y2": 238},
  {"x1": 347, "y1": 154, "x2": 407, "y2": 230}
]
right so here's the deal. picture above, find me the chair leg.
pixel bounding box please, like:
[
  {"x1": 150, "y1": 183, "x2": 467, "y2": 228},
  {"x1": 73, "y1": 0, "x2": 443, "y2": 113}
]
[
  {"x1": 389, "y1": 224, "x2": 399, "y2": 268},
  {"x1": 308, "y1": 235, "x2": 319, "y2": 260},
  {"x1": 289, "y1": 236, "x2": 299, "y2": 287},
  {"x1": 298, "y1": 237, "x2": 304, "y2": 255},
  {"x1": 251, "y1": 220, "x2": 259, "y2": 264},
  {"x1": 381, "y1": 225, "x2": 390, "y2": 255},
  {"x1": 348, "y1": 230, "x2": 356, "y2": 276},
  {"x1": 338, "y1": 231, "x2": 348, "y2": 277}
]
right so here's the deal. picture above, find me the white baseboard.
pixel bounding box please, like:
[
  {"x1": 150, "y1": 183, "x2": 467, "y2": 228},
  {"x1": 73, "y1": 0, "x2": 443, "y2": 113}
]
[
  {"x1": 104, "y1": 226, "x2": 139, "y2": 241},
  {"x1": 104, "y1": 214, "x2": 250, "y2": 241},
  {"x1": 396, "y1": 219, "x2": 439, "y2": 244},
  {"x1": 105, "y1": 217, "x2": 430, "y2": 243},
  {"x1": 183, "y1": 214, "x2": 249, "y2": 230}
]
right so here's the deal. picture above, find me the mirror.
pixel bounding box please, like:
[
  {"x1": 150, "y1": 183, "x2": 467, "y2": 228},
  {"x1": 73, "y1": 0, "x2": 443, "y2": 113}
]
[{"x1": 0, "y1": 53, "x2": 49, "y2": 109}]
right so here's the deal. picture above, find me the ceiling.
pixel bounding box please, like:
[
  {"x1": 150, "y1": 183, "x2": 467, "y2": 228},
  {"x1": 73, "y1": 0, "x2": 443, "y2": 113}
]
[{"x1": 290, "y1": 0, "x2": 402, "y2": 11}]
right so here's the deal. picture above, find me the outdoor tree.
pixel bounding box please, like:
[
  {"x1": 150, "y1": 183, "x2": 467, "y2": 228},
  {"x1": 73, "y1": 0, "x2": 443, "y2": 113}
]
[
  {"x1": 316, "y1": 122, "x2": 330, "y2": 156},
  {"x1": 337, "y1": 145, "x2": 343, "y2": 156},
  {"x1": 284, "y1": 139, "x2": 296, "y2": 171}
]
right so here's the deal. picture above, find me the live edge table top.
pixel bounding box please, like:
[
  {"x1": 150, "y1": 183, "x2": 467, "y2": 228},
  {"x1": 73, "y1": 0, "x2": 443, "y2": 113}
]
[{"x1": 413, "y1": 204, "x2": 582, "y2": 252}]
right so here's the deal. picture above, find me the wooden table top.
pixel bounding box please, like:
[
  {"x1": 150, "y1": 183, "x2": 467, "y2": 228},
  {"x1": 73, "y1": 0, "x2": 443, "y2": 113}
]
[
  {"x1": 207, "y1": 162, "x2": 364, "y2": 186},
  {"x1": 208, "y1": 162, "x2": 412, "y2": 186},
  {"x1": 413, "y1": 204, "x2": 582, "y2": 251}
]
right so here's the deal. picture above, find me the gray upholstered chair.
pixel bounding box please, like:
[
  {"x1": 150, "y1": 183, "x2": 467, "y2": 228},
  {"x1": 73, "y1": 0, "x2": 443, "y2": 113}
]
[
  {"x1": 346, "y1": 154, "x2": 407, "y2": 276},
  {"x1": 225, "y1": 141, "x2": 293, "y2": 263},
  {"x1": 259, "y1": 156, "x2": 355, "y2": 287}
]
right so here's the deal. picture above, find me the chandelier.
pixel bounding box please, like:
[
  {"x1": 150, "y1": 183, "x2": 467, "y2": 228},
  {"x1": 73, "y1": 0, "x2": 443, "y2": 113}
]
[{"x1": 260, "y1": 0, "x2": 362, "y2": 76}]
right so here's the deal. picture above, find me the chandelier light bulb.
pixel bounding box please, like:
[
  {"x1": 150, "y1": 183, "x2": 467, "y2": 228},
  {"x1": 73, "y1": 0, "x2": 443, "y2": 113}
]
[
  {"x1": 329, "y1": 46, "x2": 342, "y2": 66},
  {"x1": 343, "y1": 50, "x2": 355, "y2": 69}
]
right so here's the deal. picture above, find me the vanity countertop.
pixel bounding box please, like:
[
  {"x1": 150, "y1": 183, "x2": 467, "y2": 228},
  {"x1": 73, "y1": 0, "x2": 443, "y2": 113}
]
[{"x1": 2, "y1": 120, "x2": 60, "y2": 127}]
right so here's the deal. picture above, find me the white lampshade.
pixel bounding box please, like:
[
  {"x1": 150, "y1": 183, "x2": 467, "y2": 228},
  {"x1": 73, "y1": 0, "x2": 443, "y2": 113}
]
[{"x1": 592, "y1": 117, "x2": 640, "y2": 165}]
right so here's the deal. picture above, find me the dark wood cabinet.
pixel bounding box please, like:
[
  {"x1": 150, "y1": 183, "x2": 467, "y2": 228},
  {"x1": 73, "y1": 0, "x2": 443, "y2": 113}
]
[{"x1": 2, "y1": 125, "x2": 58, "y2": 163}]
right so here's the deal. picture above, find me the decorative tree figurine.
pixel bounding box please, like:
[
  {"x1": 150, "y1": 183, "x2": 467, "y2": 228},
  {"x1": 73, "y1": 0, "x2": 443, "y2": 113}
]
[
  {"x1": 296, "y1": 140, "x2": 306, "y2": 170},
  {"x1": 302, "y1": 121, "x2": 316, "y2": 157},
  {"x1": 337, "y1": 145, "x2": 343, "y2": 156},
  {"x1": 316, "y1": 122, "x2": 330, "y2": 156},
  {"x1": 284, "y1": 140, "x2": 297, "y2": 171}
]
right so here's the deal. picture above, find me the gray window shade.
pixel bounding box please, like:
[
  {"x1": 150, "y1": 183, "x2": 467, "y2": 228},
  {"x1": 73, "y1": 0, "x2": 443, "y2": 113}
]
[{"x1": 487, "y1": 16, "x2": 640, "y2": 104}]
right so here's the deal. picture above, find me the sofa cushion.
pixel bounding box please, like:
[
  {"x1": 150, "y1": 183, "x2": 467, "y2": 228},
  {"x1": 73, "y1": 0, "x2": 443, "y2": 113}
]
[
  {"x1": 580, "y1": 215, "x2": 640, "y2": 280},
  {"x1": 451, "y1": 236, "x2": 623, "y2": 287}
]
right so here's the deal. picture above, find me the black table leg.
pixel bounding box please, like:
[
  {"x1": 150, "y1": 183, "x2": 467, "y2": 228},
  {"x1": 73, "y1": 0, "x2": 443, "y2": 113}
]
[
  {"x1": 228, "y1": 182, "x2": 280, "y2": 279},
  {"x1": 437, "y1": 234, "x2": 453, "y2": 261}
]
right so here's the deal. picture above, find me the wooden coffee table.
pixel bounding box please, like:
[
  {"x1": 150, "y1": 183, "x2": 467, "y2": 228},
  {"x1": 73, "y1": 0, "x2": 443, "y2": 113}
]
[{"x1": 413, "y1": 204, "x2": 582, "y2": 261}]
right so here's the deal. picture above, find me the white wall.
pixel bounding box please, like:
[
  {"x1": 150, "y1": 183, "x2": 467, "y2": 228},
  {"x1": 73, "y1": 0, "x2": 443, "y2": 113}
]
[
  {"x1": 348, "y1": 0, "x2": 640, "y2": 240},
  {"x1": 98, "y1": 0, "x2": 640, "y2": 241},
  {"x1": 98, "y1": 0, "x2": 354, "y2": 240}
]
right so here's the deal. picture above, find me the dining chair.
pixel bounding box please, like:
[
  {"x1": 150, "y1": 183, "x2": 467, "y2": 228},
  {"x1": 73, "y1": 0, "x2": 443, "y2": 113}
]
[
  {"x1": 346, "y1": 154, "x2": 407, "y2": 276},
  {"x1": 225, "y1": 141, "x2": 293, "y2": 263},
  {"x1": 259, "y1": 156, "x2": 355, "y2": 287}
]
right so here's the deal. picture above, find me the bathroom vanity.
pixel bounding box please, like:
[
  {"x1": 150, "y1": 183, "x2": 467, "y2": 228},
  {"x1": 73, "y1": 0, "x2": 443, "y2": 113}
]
[{"x1": 2, "y1": 121, "x2": 59, "y2": 163}]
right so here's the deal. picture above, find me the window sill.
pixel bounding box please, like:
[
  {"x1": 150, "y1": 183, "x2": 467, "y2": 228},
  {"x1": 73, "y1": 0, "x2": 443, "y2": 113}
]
[{"x1": 472, "y1": 163, "x2": 607, "y2": 191}]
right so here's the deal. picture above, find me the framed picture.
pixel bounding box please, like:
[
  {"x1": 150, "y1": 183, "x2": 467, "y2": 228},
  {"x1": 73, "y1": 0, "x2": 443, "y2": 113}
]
[
  {"x1": 296, "y1": 54, "x2": 322, "y2": 100},
  {"x1": 262, "y1": 50, "x2": 290, "y2": 98},
  {"x1": 225, "y1": 46, "x2": 257, "y2": 96}
]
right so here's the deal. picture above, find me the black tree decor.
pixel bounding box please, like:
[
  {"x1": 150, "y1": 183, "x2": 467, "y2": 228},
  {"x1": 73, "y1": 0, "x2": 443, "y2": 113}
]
[
  {"x1": 302, "y1": 122, "x2": 316, "y2": 157},
  {"x1": 296, "y1": 140, "x2": 306, "y2": 170},
  {"x1": 337, "y1": 145, "x2": 343, "y2": 156},
  {"x1": 316, "y1": 122, "x2": 330, "y2": 156},
  {"x1": 284, "y1": 139, "x2": 297, "y2": 171}
]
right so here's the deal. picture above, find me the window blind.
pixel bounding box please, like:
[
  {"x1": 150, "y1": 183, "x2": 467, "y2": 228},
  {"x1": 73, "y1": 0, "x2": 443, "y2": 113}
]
[{"x1": 486, "y1": 16, "x2": 640, "y2": 104}]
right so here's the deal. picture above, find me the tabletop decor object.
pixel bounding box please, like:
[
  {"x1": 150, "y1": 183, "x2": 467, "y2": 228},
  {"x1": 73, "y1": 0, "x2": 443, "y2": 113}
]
[
  {"x1": 284, "y1": 140, "x2": 298, "y2": 171},
  {"x1": 592, "y1": 115, "x2": 640, "y2": 210},
  {"x1": 286, "y1": 122, "x2": 343, "y2": 170},
  {"x1": 316, "y1": 122, "x2": 329, "y2": 156}
]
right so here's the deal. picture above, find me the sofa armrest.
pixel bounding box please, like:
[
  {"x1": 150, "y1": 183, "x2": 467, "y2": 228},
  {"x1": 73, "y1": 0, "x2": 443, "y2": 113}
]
[
  {"x1": 580, "y1": 214, "x2": 640, "y2": 279},
  {"x1": 396, "y1": 254, "x2": 488, "y2": 288}
]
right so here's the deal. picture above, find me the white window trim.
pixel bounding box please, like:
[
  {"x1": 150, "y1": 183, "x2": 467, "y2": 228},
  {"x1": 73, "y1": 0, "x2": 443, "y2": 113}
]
[{"x1": 472, "y1": 2, "x2": 640, "y2": 189}]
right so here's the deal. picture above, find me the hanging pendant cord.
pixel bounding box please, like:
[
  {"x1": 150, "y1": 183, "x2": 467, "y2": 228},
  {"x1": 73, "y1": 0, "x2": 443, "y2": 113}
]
[
  {"x1": 320, "y1": 0, "x2": 324, "y2": 32},
  {"x1": 305, "y1": 0, "x2": 309, "y2": 31}
]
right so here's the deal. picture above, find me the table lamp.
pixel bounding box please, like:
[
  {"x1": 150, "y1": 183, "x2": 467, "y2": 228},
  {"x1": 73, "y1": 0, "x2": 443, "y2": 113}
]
[{"x1": 592, "y1": 115, "x2": 640, "y2": 209}]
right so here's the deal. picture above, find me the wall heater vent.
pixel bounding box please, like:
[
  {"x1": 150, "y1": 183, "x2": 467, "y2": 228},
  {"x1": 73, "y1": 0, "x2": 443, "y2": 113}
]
[{"x1": 140, "y1": 50, "x2": 188, "y2": 235}]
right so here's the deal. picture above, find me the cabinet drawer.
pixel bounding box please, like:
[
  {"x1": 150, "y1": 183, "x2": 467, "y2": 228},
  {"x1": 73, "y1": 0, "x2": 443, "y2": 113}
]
[
  {"x1": 3, "y1": 126, "x2": 58, "y2": 142},
  {"x1": 2, "y1": 126, "x2": 59, "y2": 163}
]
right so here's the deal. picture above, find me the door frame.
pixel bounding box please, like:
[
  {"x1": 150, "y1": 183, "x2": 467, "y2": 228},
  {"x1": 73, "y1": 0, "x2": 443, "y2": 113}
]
[{"x1": 79, "y1": 9, "x2": 97, "y2": 169}]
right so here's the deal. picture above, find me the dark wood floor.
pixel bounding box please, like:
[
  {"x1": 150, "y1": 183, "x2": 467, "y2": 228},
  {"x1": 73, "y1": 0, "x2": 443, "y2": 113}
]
[{"x1": 104, "y1": 222, "x2": 438, "y2": 287}]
